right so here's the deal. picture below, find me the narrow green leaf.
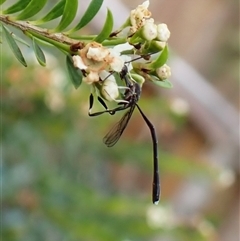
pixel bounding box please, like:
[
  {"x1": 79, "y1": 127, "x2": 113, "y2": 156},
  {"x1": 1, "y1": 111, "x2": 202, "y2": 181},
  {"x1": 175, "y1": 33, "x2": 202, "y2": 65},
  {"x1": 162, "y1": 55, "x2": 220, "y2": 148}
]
[
  {"x1": 1, "y1": 24, "x2": 29, "y2": 46},
  {"x1": 35, "y1": 0, "x2": 66, "y2": 24},
  {"x1": 32, "y1": 38, "x2": 46, "y2": 66},
  {"x1": 71, "y1": 0, "x2": 104, "y2": 32},
  {"x1": 53, "y1": 0, "x2": 78, "y2": 32},
  {"x1": 151, "y1": 77, "x2": 173, "y2": 88},
  {"x1": 0, "y1": 0, "x2": 8, "y2": 5},
  {"x1": 12, "y1": 33, "x2": 30, "y2": 47},
  {"x1": 94, "y1": 9, "x2": 113, "y2": 43},
  {"x1": 3, "y1": 0, "x2": 31, "y2": 14},
  {"x1": 15, "y1": 0, "x2": 48, "y2": 20},
  {"x1": 0, "y1": 23, "x2": 30, "y2": 47},
  {"x1": 2, "y1": 25, "x2": 27, "y2": 67},
  {"x1": 148, "y1": 45, "x2": 169, "y2": 69},
  {"x1": 66, "y1": 55, "x2": 82, "y2": 89}
]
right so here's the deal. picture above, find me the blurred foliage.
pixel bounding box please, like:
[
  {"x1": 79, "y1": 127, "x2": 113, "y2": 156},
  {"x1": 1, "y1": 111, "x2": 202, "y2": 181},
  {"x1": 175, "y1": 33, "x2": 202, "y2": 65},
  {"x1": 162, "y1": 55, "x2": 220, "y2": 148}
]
[{"x1": 2, "y1": 44, "x2": 215, "y2": 241}]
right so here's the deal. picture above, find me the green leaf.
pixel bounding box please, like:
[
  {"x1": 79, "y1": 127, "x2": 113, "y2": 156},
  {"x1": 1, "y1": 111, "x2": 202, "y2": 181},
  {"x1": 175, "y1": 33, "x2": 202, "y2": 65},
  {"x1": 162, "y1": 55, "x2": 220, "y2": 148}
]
[
  {"x1": 66, "y1": 55, "x2": 82, "y2": 89},
  {"x1": 32, "y1": 37, "x2": 46, "y2": 66},
  {"x1": 71, "y1": 0, "x2": 104, "y2": 32},
  {"x1": 12, "y1": 33, "x2": 30, "y2": 47},
  {"x1": 151, "y1": 77, "x2": 173, "y2": 88},
  {"x1": 35, "y1": 0, "x2": 66, "y2": 24},
  {"x1": 3, "y1": 0, "x2": 31, "y2": 14},
  {"x1": 94, "y1": 9, "x2": 113, "y2": 43},
  {"x1": 2, "y1": 25, "x2": 27, "y2": 67},
  {"x1": 15, "y1": 0, "x2": 48, "y2": 20},
  {"x1": 53, "y1": 0, "x2": 78, "y2": 32},
  {"x1": 148, "y1": 45, "x2": 169, "y2": 69}
]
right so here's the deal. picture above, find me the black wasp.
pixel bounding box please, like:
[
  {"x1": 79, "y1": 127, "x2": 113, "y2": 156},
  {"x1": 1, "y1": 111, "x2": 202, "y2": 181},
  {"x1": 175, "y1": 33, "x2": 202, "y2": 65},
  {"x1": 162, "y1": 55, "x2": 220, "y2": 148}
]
[{"x1": 88, "y1": 65, "x2": 160, "y2": 204}]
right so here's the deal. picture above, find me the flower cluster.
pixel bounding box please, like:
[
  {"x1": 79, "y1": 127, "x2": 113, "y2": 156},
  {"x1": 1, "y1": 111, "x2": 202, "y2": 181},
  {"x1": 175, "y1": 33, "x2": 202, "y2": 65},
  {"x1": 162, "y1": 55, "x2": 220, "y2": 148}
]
[
  {"x1": 73, "y1": 42, "x2": 124, "y2": 84},
  {"x1": 72, "y1": 0, "x2": 171, "y2": 103},
  {"x1": 130, "y1": 1, "x2": 170, "y2": 43},
  {"x1": 73, "y1": 42, "x2": 128, "y2": 101},
  {"x1": 127, "y1": 1, "x2": 171, "y2": 80}
]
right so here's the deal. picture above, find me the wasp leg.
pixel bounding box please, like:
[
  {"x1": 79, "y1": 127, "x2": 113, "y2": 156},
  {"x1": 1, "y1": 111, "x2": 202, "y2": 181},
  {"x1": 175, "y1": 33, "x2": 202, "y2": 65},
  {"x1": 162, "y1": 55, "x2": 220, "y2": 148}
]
[{"x1": 88, "y1": 94, "x2": 112, "y2": 116}]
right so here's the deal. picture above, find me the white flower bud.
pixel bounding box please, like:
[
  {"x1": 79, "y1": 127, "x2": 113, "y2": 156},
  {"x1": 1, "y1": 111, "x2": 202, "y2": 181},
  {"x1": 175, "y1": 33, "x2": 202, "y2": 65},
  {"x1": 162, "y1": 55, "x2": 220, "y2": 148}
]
[
  {"x1": 100, "y1": 78, "x2": 119, "y2": 101},
  {"x1": 157, "y1": 23, "x2": 170, "y2": 42},
  {"x1": 142, "y1": 18, "x2": 157, "y2": 41},
  {"x1": 156, "y1": 64, "x2": 171, "y2": 80}
]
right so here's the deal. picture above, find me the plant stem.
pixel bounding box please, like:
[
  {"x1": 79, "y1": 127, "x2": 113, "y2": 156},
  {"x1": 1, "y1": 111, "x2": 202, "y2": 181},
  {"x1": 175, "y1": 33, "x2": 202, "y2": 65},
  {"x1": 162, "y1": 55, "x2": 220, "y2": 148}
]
[
  {"x1": 0, "y1": 15, "x2": 80, "y2": 53},
  {"x1": 0, "y1": 15, "x2": 130, "y2": 51}
]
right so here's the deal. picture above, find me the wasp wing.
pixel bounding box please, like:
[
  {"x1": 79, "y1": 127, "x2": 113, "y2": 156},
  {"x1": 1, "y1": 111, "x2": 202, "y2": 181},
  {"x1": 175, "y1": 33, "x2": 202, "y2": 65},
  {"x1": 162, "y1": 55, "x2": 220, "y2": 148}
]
[{"x1": 103, "y1": 104, "x2": 135, "y2": 147}]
